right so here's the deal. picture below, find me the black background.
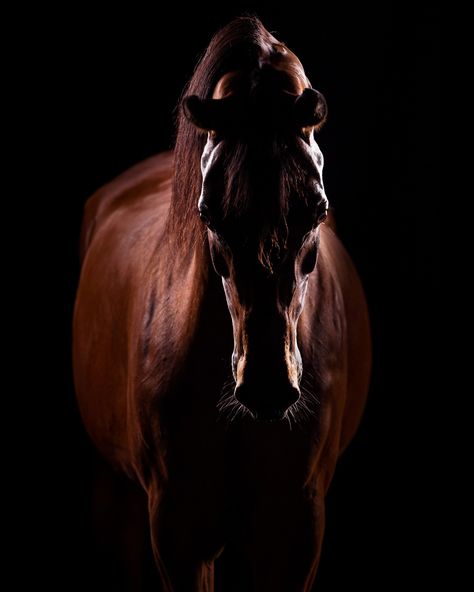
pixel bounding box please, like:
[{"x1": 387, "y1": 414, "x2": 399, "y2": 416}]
[{"x1": 21, "y1": 3, "x2": 439, "y2": 590}]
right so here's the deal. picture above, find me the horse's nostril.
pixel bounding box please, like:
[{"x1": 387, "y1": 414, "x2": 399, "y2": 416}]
[
  {"x1": 234, "y1": 384, "x2": 251, "y2": 407},
  {"x1": 287, "y1": 385, "x2": 300, "y2": 406}
]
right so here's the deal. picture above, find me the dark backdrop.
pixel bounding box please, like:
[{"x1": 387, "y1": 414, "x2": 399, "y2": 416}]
[{"x1": 23, "y1": 3, "x2": 439, "y2": 590}]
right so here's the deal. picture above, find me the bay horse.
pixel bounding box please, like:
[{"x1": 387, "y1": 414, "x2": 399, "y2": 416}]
[{"x1": 73, "y1": 16, "x2": 371, "y2": 591}]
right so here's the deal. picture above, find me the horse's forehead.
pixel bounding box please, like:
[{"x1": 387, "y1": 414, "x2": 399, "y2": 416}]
[{"x1": 212, "y1": 46, "x2": 309, "y2": 100}]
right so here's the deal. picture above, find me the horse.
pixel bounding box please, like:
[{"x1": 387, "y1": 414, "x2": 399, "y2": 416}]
[{"x1": 73, "y1": 16, "x2": 371, "y2": 591}]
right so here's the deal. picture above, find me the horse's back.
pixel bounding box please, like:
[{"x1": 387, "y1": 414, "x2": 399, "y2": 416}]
[
  {"x1": 80, "y1": 151, "x2": 173, "y2": 260},
  {"x1": 74, "y1": 151, "x2": 173, "y2": 469}
]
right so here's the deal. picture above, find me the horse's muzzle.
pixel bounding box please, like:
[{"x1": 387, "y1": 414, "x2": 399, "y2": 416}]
[{"x1": 234, "y1": 383, "x2": 300, "y2": 421}]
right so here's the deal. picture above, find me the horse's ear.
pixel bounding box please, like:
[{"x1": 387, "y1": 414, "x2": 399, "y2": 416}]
[
  {"x1": 293, "y1": 88, "x2": 327, "y2": 130},
  {"x1": 183, "y1": 95, "x2": 233, "y2": 132}
]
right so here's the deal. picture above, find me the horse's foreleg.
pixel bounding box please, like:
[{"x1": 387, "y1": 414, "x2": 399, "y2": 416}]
[
  {"x1": 92, "y1": 461, "x2": 156, "y2": 591},
  {"x1": 148, "y1": 488, "x2": 215, "y2": 592},
  {"x1": 245, "y1": 493, "x2": 325, "y2": 592}
]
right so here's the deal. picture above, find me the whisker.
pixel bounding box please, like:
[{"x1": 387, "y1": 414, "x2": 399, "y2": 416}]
[
  {"x1": 221, "y1": 377, "x2": 236, "y2": 389},
  {"x1": 216, "y1": 373, "x2": 243, "y2": 423},
  {"x1": 217, "y1": 388, "x2": 233, "y2": 402},
  {"x1": 229, "y1": 401, "x2": 243, "y2": 422},
  {"x1": 303, "y1": 369, "x2": 316, "y2": 381},
  {"x1": 299, "y1": 391, "x2": 317, "y2": 412},
  {"x1": 237, "y1": 403, "x2": 249, "y2": 420}
]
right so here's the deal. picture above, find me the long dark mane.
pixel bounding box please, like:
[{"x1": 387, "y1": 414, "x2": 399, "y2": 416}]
[{"x1": 168, "y1": 17, "x2": 309, "y2": 260}]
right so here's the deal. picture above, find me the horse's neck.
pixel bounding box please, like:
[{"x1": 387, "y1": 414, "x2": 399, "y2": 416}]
[
  {"x1": 157, "y1": 235, "x2": 229, "y2": 341},
  {"x1": 144, "y1": 236, "x2": 232, "y2": 392}
]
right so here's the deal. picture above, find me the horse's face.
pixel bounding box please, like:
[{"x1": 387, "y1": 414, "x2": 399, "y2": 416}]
[{"x1": 185, "y1": 88, "x2": 328, "y2": 421}]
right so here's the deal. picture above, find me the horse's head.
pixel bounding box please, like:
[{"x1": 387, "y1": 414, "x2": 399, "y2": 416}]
[{"x1": 183, "y1": 41, "x2": 328, "y2": 422}]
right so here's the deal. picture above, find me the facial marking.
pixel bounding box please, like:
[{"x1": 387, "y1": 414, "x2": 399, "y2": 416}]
[
  {"x1": 198, "y1": 134, "x2": 222, "y2": 216},
  {"x1": 301, "y1": 132, "x2": 328, "y2": 208},
  {"x1": 200, "y1": 134, "x2": 218, "y2": 178}
]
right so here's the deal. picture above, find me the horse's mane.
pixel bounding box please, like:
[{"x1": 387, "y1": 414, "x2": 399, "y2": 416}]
[{"x1": 169, "y1": 17, "x2": 309, "y2": 262}]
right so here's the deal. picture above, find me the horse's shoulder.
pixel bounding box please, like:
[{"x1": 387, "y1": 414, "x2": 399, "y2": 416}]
[{"x1": 80, "y1": 151, "x2": 173, "y2": 260}]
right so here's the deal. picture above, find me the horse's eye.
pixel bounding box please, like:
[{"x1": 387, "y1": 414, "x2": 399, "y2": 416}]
[
  {"x1": 199, "y1": 205, "x2": 211, "y2": 225},
  {"x1": 300, "y1": 241, "x2": 318, "y2": 275},
  {"x1": 317, "y1": 208, "x2": 328, "y2": 224}
]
